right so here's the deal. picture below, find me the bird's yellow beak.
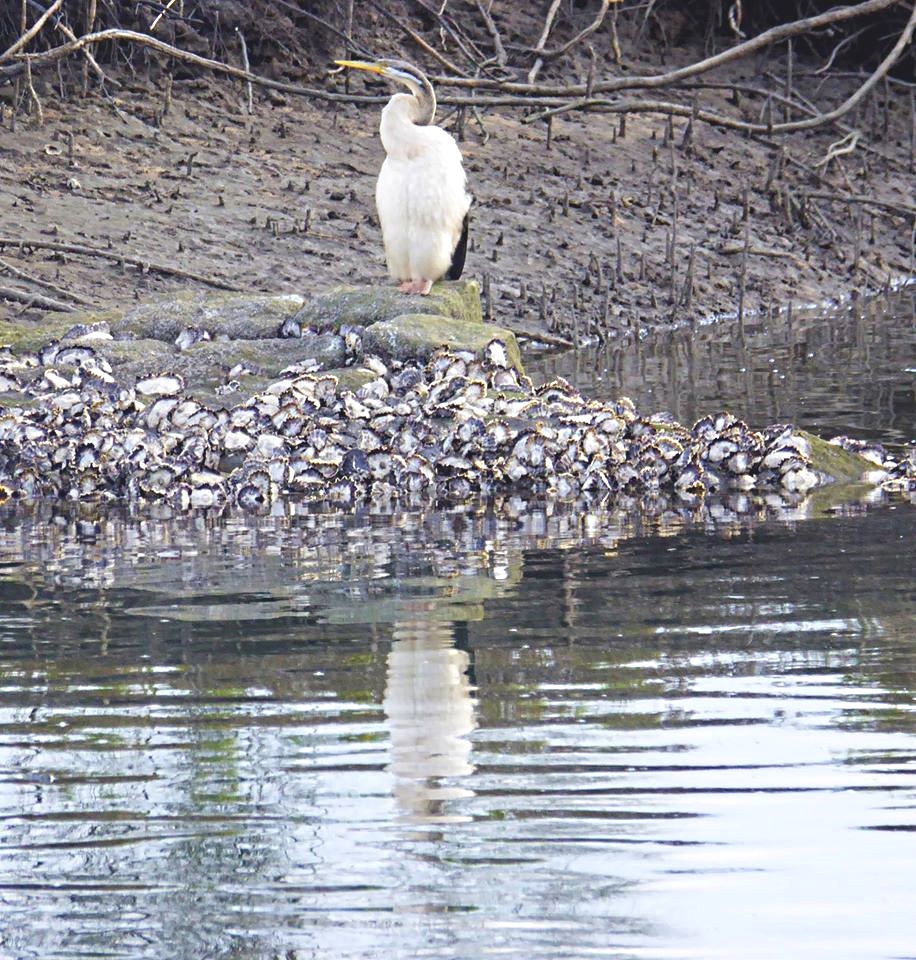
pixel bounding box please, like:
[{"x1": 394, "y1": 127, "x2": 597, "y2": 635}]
[{"x1": 334, "y1": 60, "x2": 385, "y2": 76}]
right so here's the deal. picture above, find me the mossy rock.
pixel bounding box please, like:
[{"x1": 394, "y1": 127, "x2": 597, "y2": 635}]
[
  {"x1": 89, "y1": 340, "x2": 177, "y2": 382},
  {"x1": 802, "y1": 431, "x2": 875, "y2": 484},
  {"x1": 362, "y1": 313, "x2": 522, "y2": 371},
  {"x1": 179, "y1": 333, "x2": 346, "y2": 377},
  {"x1": 109, "y1": 291, "x2": 305, "y2": 343},
  {"x1": 292, "y1": 279, "x2": 482, "y2": 330},
  {"x1": 0, "y1": 315, "x2": 112, "y2": 354}
]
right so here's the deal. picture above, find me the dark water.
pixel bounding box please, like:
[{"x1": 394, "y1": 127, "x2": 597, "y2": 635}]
[
  {"x1": 530, "y1": 290, "x2": 916, "y2": 446},
  {"x1": 0, "y1": 497, "x2": 913, "y2": 960}
]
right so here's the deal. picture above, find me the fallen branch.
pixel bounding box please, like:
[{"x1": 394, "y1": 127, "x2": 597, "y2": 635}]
[
  {"x1": 0, "y1": 237, "x2": 243, "y2": 291},
  {"x1": 0, "y1": 26, "x2": 384, "y2": 104},
  {"x1": 718, "y1": 243, "x2": 806, "y2": 265},
  {"x1": 0, "y1": 255, "x2": 95, "y2": 306},
  {"x1": 799, "y1": 192, "x2": 916, "y2": 220},
  {"x1": 0, "y1": 283, "x2": 74, "y2": 312}
]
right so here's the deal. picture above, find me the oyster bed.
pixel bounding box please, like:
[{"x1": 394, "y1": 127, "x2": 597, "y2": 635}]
[{"x1": 0, "y1": 320, "x2": 913, "y2": 514}]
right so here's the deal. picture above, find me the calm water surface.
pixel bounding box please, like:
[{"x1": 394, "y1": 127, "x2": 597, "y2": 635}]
[
  {"x1": 0, "y1": 499, "x2": 913, "y2": 960},
  {"x1": 0, "y1": 296, "x2": 914, "y2": 960},
  {"x1": 530, "y1": 290, "x2": 916, "y2": 445}
]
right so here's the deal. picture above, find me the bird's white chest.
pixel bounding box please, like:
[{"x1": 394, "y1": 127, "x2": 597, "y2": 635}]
[{"x1": 378, "y1": 152, "x2": 460, "y2": 228}]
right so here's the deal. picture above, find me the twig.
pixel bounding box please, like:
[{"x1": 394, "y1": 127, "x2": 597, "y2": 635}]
[
  {"x1": 409, "y1": 0, "x2": 492, "y2": 76},
  {"x1": 475, "y1": 0, "x2": 507, "y2": 68},
  {"x1": 235, "y1": 27, "x2": 253, "y2": 115},
  {"x1": 0, "y1": 237, "x2": 243, "y2": 290},
  {"x1": 814, "y1": 131, "x2": 860, "y2": 169},
  {"x1": 150, "y1": 0, "x2": 180, "y2": 32},
  {"x1": 538, "y1": 0, "x2": 621, "y2": 62},
  {"x1": 24, "y1": 57, "x2": 42, "y2": 123},
  {"x1": 81, "y1": 0, "x2": 96, "y2": 96},
  {"x1": 0, "y1": 283, "x2": 74, "y2": 312},
  {"x1": 268, "y1": 0, "x2": 373, "y2": 59},
  {"x1": 365, "y1": 0, "x2": 468, "y2": 78},
  {"x1": 528, "y1": 0, "x2": 562, "y2": 84},
  {"x1": 0, "y1": 0, "x2": 63, "y2": 63},
  {"x1": 799, "y1": 191, "x2": 916, "y2": 220}
]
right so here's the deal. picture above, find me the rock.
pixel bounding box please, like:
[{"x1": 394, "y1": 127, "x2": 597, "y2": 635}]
[
  {"x1": 291, "y1": 279, "x2": 482, "y2": 330},
  {"x1": 179, "y1": 334, "x2": 346, "y2": 377},
  {"x1": 802, "y1": 430, "x2": 877, "y2": 484},
  {"x1": 109, "y1": 291, "x2": 305, "y2": 342},
  {"x1": 0, "y1": 315, "x2": 116, "y2": 353},
  {"x1": 362, "y1": 312, "x2": 523, "y2": 370},
  {"x1": 91, "y1": 339, "x2": 176, "y2": 377}
]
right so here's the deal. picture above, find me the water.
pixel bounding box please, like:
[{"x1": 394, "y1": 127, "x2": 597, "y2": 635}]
[
  {"x1": 530, "y1": 291, "x2": 916, "y2": 446},
  {"x1": 0, "y1": 295, "x2": 914, "y2": 960},
  {"x1": 0, "y1": 498, "x2": 913, "y2": 960}
]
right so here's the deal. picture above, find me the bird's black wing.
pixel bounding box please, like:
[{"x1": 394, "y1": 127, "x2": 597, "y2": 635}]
[{"x1": 446, "y1": 212, "x2": 470, "y2": 280}]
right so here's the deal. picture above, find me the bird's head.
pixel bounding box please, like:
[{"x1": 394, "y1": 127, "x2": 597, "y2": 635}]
[{"x1": 335, "y1": 59, "x2": 436, "y2": 123}]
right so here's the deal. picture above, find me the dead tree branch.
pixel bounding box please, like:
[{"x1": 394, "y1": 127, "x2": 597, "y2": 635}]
[
  {"x1": 528, "y1": 1, "x2": 916, "y2": 138},
  {"x1": 0, "y1": 237, "x2": 243, "y2": 291},
  {"x1": 538, "y1": 0, "x2": 621, "y2": 63},
  {"x1": 0, "y1": 0, "x2": 62, "y2": 63},
  {"x1": 440, "y1": 0, "x2": 904, "y2": 96},
  {"x1": 528, "y1": 0, "x2": 563, "y2": 84},
  {"x1": 0, "y1": 284, "x2": 74, "y2": 312}
]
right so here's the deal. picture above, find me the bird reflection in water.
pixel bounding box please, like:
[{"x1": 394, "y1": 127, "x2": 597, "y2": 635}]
[{"x1": 383, "y1": 614, "x2": 477, "y2": 824}]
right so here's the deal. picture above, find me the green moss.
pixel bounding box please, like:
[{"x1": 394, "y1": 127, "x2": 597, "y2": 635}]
[
  {"x1": 802, "y1": 431, "x2": 874, "y2": 483},
  {"x1": 110, "y1": 292, "x2": 305, "y2": 342},
  {"x1": 293, "y1": 279, "x2": 483, "y2": 329},
  {"x1": 0, "y1": 315, "x2": 100, "y2": 353}
]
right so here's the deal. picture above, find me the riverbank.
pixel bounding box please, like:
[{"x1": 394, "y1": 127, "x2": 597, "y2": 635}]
[{"x1": 1, "y1": 25, "x2": 914, "y2": 344}]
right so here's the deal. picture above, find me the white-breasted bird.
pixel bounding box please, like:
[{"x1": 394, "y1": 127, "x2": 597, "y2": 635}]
[{"x1": 335, "y1": 58, "x2": 472, "y2": 296}]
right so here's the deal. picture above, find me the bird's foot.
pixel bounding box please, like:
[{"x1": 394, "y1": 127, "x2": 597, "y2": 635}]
[{"x1": 397, "y1": 279, "x2": 434, "y2": 296}]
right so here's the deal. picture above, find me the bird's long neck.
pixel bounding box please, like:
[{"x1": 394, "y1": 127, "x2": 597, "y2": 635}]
[{"x1": 379, "y1": 89, "x2": 437, "y2": 157}]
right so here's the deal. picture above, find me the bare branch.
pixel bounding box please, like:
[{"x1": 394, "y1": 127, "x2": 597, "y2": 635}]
[
  {"x1": 528, "y1": 3, "x2": 916, "y2": 140},
  {"x1": 0, "y1": 0, "x2": 62, "y2": 63},
  {"x1": 0, "y1": 283, "x2": 74, "y2": 312},
  {"x1": 475, "y1": 0, "x2": 507, "y2": 69},
  {"x1": 439, "y1": 0, "x2": 904, "y2": 96},
  {"x1": 539, "y1": 0, "x2": 621, "y2": 63},
  {"x1": 0, "y1": 236, "x2": 243, "y2": 291},
  {"x1": 528, "y1": 0, "x2": 562, "y2": 84}
]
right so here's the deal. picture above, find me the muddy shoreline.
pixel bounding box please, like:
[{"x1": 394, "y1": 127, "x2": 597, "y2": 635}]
[{"x1": 1, "y1": 38, "x2": 914, "y2": 344}]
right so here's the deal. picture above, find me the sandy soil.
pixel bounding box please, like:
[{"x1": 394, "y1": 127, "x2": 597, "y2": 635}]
[{"x1": 1, "y1": 42, "x2": 914, "y2": 345}]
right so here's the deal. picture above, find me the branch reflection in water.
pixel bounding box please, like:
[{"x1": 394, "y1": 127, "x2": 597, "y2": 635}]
[{"x1": 384, "y1": 615, "x2": 476, "y2": 823}]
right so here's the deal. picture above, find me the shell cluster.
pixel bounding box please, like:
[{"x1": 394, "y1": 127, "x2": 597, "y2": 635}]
[
  {"x1": 0, "y1": 330, "x2": 910, "y2": 511},
  {"x1": 827, "y1": 435, "x2": 916, "y2": 495}
]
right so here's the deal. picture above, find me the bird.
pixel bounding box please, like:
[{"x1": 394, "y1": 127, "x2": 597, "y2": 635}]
[{"x1": 334, "y1": 58, "x2": 471, "y2": 296}]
